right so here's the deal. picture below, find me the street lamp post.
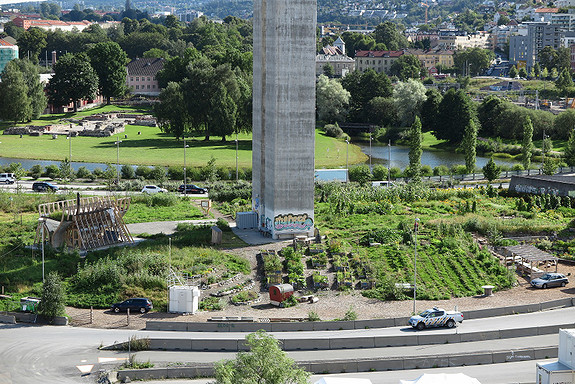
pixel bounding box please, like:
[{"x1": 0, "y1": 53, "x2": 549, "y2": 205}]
[
  {"x1": 413, "y1": 218, "x2": 420, "y2": 315},
  {"x1": 115, "y1": 137, "x2": 122, "y2": 187},
  {"x1": 68, "y1": 127, "x2": 72, "y2": 162},
  {"x1": 235, "y1": 131, "x2": 239, "y2": 181},
  {"x1": 345, "y1": 139, "x2": 349, "y2": 182},
  {"x1": 388, "y1": 139, "x2": 391, "y2": 184},
  {"x1": 183, "y1": 138, "x2": 189, "y2": 195},
  {"x1": 369, "y1": 132, "x2": 372, "y2": 172}
]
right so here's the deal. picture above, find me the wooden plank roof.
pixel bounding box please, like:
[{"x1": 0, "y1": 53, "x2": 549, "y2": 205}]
[{"x1": 503, "y1": 244, "x2": 557, "y2": 262}]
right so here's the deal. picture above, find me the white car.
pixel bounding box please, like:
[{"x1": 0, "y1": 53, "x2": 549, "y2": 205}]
[
  {"x1": 409, "y1": 307, "x2": 464, "y2": 330},
  {"x1": 141, "y1": 185, "x2": 167, "y2": 194}
]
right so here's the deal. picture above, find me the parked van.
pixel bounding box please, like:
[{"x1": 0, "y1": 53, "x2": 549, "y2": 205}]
[
  {"x1": 372, "y1": 180, "x2": 395, "y2": 188},
  {"x1": 0, "y1": 173, "x2": 15, "y2": 184}
]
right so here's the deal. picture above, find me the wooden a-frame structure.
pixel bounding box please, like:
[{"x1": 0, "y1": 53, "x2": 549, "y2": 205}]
[{"x1": 35, "y1": 195, "x2": 133, "y2": 251}]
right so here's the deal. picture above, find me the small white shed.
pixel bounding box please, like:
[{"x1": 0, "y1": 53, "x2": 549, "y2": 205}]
[{"x1": 168, "y1": 285, "x2": 200, "y2": 314}]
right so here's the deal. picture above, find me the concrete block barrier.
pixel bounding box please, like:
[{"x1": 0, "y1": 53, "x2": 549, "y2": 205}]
[
  {"x1": 374, "y1": 335, "x2": 418, "y2": 347},
  {"x1": 313, "y1": 321, "x2": 353, "y2": 331},
  {"x1": 449, "y1": 352, "x2": 492, "y2": 367},
  {"x1": 229, "y1": 323, "x2": 272, "y2": 332},
  {"x1": 534, "y1": 346, "x2": 557, "y2": 359},
  {"x1": 53, "y1": 316, "x2": 68, "y2": 326},
  {"x1": 117, "y1": 368, "x2": 169, "y2": 381},
  {"x1": 492, "y1": 350, "x2": 511, "y2": 364},
  {"x1": 272, "y1": 322, "x2": 314, "y2": 332},
  {"x1": 166, "y1": 366, "x2": 214, "y2": 379},
  {"x1": 356, "y1": 358, "x2": 403, "y2": 372},
  {"x1": 191, "y1": 339, "x2": 239, "y2": 351},
  {"x1": 505, "y1": 348, "x2": 535, "y2": 362},
  {"x1": 146, "y1": 321, "x2": 163, "y2": 331},
  {"x1": 282, "y1": 338, "x2": 330, "y2": 351},
  {"x1": 354, "y1": 318, "x2": 395, "y2": 329},
  {"x1": 150, "y1": 339, "x2": 192, "y2": 351},
  {"x1": 500, "y1": 327, "x2": 538, "y2": 339},
  {"x1": 541, "y1": 298, "x2": 572, "y2": 310},
  {"x1": 459, "y1": 330, "x2": 500, "y2": 342},
  {"x1": 329, "y1": 336, "x2": 375, "y2": 349},
  {"x1": 0, "y1": 314, "x2": 16, "y2": 324},
  {"x1": 417, "y1": 333, "x2": 461, "y2": 345},
  {"x1": 309, "y1": 360, "x2": 358, "y2": 374}
]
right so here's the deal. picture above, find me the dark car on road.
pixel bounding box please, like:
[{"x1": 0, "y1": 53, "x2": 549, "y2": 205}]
[
  {"x1": 178, "y1": 184, "x2": 207, "y2": 194},
  {"x1": 32, "y1": 181, "x2": 59, "y2": 192},
  {"x1": 531, "y1": 273, "x2": 569, "y2": 289},
  {"x1": 111, "y1": 298, "x2": 153, "y2": 313}
]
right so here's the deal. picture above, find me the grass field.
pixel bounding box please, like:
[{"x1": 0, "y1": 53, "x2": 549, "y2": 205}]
[{"x1": 0, "y1": 105, "x2": 367, "y2": 169}]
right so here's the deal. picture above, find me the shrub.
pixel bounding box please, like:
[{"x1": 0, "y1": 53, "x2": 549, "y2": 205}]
[
  {"x1": 342, "y1": 306, "x2": 358, "y2": 321},
  {"x1": 433, "y1": 165, "x2": 449, "y2": 176},
  {"x1": 209, "y1": 181, "x2": 252, "y2": 202},
  {"x1": 324, "y1": 123, "x2": 343, "y2": 138},
  {"x1": 39, "y1": 272, "x2": 66, "y2": 320},
  {"x1": 121, "y1": 165, "x2": 135, "y2": 179},
  {"x1": 308, "y1": 311, "x2": 321, "y2": 321},
  {"x1": 421, "y1": 165, "x2": 433, "y2": 177},
  {"x1": 167, "y1": 165, "x2": 183, "y2": 181},
  {"x1": 92, "y1": 167, "x2": 104, "y2": 178},
  {"x1": 371, "y1": 164, "x2": 388, "y2": 180},
  {"x1": 390, "y1": 167, "x2": 402, "y2": 179},
  {"x1": 76, "y1": 166, "x2": 91, "y2": 179},
  {"x1": 217, "y1": 218, "x2": 231, "y2": 232},
  {"x1": 29, "y1": 164, "x2": 43, "y2": 179},
  {"x1": 44, "y1": 164, "x2": 60, "y2": 179},
  {"x1": 450, "y1": 164, "x2": 467, "y2": 175},
  {"x1": 135, "y1": 166, "x2": 152, "y2": 179},
  {"x1": 349, "y1": 165, "x2": 371, "y2": 185},
  {"x1": 150, "y1": 166, "x2": 167, "y2": 181}
]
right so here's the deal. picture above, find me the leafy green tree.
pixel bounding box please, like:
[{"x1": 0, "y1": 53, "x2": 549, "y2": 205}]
[
  {"x1": 534, "y1": 63, "x2": 541, "y2": 78},
  {"x1": 341, "y1": 69, "x2": 392, "y2": 122},
  {"x1": 509, "y1": 65, "x2": 518, "y2": 78},
  {"x1": 322, "y1": 63, "x2": 335, "y2": 78},
  {"x1": 39, "y1": 272, "x2": 66, "y2": 321},
  {"x1": 555, "y1": 68, "x2": 573, "y2": 94},
  {"x1": 543, "y1": 135, "x2": 553, "y2": 155},
  {"x1": 103, "y1": 163, "x2": 117, "y2": 189},
  {"x1": 47, "y1": 53, "x2": 98, "y2": 112},
  {"x1": 316, "y1": 74, "x2": 350, "y2": 123},
  {"x1": 12, "y1": 59, "x2": 47, "y2": 119},
  {"x1": 518, "y1": 67, "x2": 528, "y2": 79},
  {"x1": 477, "y1": 95, "x2": 503, "y2": 137},
  {"x1": 420, "y1": 88, "x2": 442, "y2": 133},
  {"x1": 522, "y1": 116, "x2": 534, "y2": 170},
  {"x1": 367, "y1": 97, "x2": 398, "y2": 127},
  {"x1": 553, "y1": 109, "x2": 575, "y2": 140},
  {"x1": 155, "y1": 82, "x2": 190, "y2": 139},
  {"x1": 341, "y1": 31, "x2": 377, "y2": 56},
  {"x1": 390, "y1": 54, "x2": 422, "y2": 81},
  {"x1": 156, "y1": 48, "x2": 202, "y2": 88},
  {"x1": 0, "y1": 62, "x2": 31, "y2": 123},
  {"x1": 214, "y1": 330, "x2": 310, "y2": 384},
  {"x1": 539, "y1": 46, "x2": 558, "y2": 72},
  {"x1": 543, "y1": 158, "x2": 558, "y2": 175},
  {"x1": 373, "y1": 21, "x2": 408, "y2": 50},
  {"x1": 551, "y1": 68, "x2": 559, "y2": 79},
  {"x1": 557, "y1": 47, "x2": 572, "y2": 72},
  {"x1": 17, "y1": 27, "x2": 47, "y2": 64},
  {"x1": 143, "y1": 48, "x2": 169, "y2": 58},
  {"x1": 392, "y1": 79, "x2": 427, "y2": 127},
  {"x1": 349, "y1": 165, "x2": 372, "y2": 185},
  {"x1": 482, "y1": 157, "x2": 501, "y2": 182},
  {"x1": 407, "y1": 116, "x2": 423, "y2": 180},
  {"x1": 435, "y1": 88, "x2": 476, "y2": 143},
  {"x1": 87, "y1": 42, "x2": 128, "y2": 104},
  {"x1": 453, "y1": 47, "x2": 494, "y2": 77},
  {"x1": 462, "y1": 119, "x2": 477, "y2": 173},
  {"x1": 121, "y1": 164, "x2": 135, "y2": 179},
  {"x1": 565, "y1": 129, "x2": 575, "y2": 166},
  {"x1": 541, "y1": 67, "x2": 549, "y2": 79},
  {"x1": 59, "y1": 158, "x2": 74, "y2": 181}
]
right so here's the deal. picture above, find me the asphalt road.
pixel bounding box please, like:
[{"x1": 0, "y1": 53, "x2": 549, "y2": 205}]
[{"x1": 1, "y1": 308, "x2": 574, "y2": 384}]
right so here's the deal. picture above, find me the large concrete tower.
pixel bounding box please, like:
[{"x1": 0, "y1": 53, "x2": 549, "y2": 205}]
[{"x1": 252, "y1": 0, "x2": 317, "y2": 239}]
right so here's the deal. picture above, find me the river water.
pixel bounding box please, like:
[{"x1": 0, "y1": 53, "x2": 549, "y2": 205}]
[
  {"x1": 357, "y1": 142, "x2": 518, "y2": 170},
  {"x1": 0, "y1": 143, "x2": 518, "y2": 172}
]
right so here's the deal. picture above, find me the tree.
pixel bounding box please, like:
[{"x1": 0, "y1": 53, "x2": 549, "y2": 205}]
[
  {"x1": 509, "y1": 65, "x2": 518, "y2": 79},
  {"x1": 17, "y1": 27, "x2": 47, "y2": 64},
  {"x1": 155, "y1": 82, "x2": 190, "y2": 139},
  {"x1": 518, "y1": 67, "x2": 528, "y2": 79},
  {"x1": 39, "y1": 272, "x2": 66, "y2": 321},
  {"x1": 555, "y1": 68, "x2": 573, "y2": 94},
  {"x1": 87, "y1": 42, "x2": 128, "y2": 104},
  {"x1": 59, "y1": 158, "x2": 74, "y2": 181},
  {"x1": 316, "y1": 74, "x2": 350, "y2": 123},
  {"x1": 435, "y1": 88, "x2": 476, "y2": 143},
  {"x1": 462, "y1": 119, "x2": 477, "y2": 173},
  {"x1": 373, "y1": 21, "x2": 408, "y2": 50},
  {"x1": 407, "y1": 116, "x2": 423, "y2": 180},
  {"x1": 12, "y1": 59, "x2": 47, "y2": 119},
  {"x1": 47, "y1": 53, "x2": 98, "y2": 112},
  {"x1": 214, "y1": 330, "x2": 310, "y2": 384},
  {"x1": 522, "y1": 116, "x2": 534, "y2": 170},
  {"x1": 534, "y1": 63, "x2": 541, "y2": 78},
  {"x1": 341, "y1": 69, "x2": 392, "y2": 122},
  {"x1": 565, "y1": 129, "x2": 575, "y2": 166},
  {"x1": 0, "y1": 62, "x2": 31, "y2": 123},
  {"x1": 477, "y1": 95, "x2": 504, "y2": 137},
  {"x1": 392, "y1": 79, "x2": 427, "y2": 127},
  {"x1": 367, "y1": 97, "x2": 397, "y2": 126},
  {"x1": 482, "y1": 157, "x2": 501, "y2": 182},
  {"x1": 322, "y1": 63, "x2": 335, "y2": 78},
  {"x1": 420, "y1": 88, "x2": 442, "y2": 133},
  {"x1": 555, "y1": 109, "x2": 575, "y2": 140},
  {"x1": 390, "y1": 54, "x2": 422, "y2": 81},
  {"x1": 453, "y1": 47, "x2": 495, "y2": 77}
]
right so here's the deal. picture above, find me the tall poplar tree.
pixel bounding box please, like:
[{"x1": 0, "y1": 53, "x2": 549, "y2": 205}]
[
  {"x1": 0, "y1": 62, "x2": 31, "y2": 123},
  {"x1": 521, "y1": 115, "x2": 534, "y2": 170},
  {"x1": 407, "y1": 116, "x2": 423, "y2": 181},
  {"x1": 565, "y1": 130, "x2": 575, "y2": 167},
  {"x1": 462, "y1": 119, "x2": 477, "y2": 173}
]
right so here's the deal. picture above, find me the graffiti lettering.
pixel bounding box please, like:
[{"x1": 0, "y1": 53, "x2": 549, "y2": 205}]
[{"x1": 274, "y1": 213, "x2": 313, "y2": 231}]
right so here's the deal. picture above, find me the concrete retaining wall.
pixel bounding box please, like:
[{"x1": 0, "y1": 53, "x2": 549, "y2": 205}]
[
  {"x1": 115, "y1": 346, "x2": 559, "y2": 381},
  {"x1": 144, "y1": 321, "x2": 573, "y2": 352},
  {"x1": 147, "y1": 298, "x2": 575, "y2": 333},
  {"x1": 0, "y1": 314, "x2": 16, "y2": 324}
]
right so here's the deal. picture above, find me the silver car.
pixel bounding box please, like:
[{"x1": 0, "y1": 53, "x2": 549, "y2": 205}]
[{"x1": 531, "y1": 273, "x2": 569, "y2": 289}]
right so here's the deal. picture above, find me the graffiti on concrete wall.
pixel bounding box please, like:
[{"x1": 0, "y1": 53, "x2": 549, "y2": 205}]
[
  {"x1": 274, "y1": 213, "x2": 313, "y2": 231},
  {"x1": 513, "y1": 184, "x2": 560, "y2": 196}
]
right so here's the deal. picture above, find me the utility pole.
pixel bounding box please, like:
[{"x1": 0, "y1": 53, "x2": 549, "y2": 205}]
[{"x1": 413, "y1": 218, "x2": 420, "y2": 315}]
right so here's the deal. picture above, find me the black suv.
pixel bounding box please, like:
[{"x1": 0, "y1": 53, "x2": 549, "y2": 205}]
[
  {"x1": 178, "y1": 184, "x2": 207, "y2": 194},
  {"x1": 32, "y1": 182, "x2": 59, "y2": 192},
  {"x1": 111, "y1": 298, "x2": 153, "y2": 313}
]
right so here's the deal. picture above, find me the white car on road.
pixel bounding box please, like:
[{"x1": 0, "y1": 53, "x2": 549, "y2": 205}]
[
  {"x1": 409, "y1": 307, "x2": 464, "y2": 330},
  {"x1": 141, "y1": 185, "x2": 168, "y2": 194}
]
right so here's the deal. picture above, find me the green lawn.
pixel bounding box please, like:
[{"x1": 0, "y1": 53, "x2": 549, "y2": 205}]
[{"x1": 0, "y1": 106, "x2": 367, "y2": 168}]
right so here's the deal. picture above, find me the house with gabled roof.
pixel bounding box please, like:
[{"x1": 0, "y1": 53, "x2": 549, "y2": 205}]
[{"x1": 126, "y1": 58, "x2": 164, "y2": 96}]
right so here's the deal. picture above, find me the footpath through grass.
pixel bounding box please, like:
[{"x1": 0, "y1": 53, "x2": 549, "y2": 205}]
[{"x1": 0, "y1": 105, "x2": 366, "y2": 168}]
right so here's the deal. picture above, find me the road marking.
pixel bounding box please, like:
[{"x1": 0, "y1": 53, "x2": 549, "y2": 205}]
[
  {"x1": 76, "y1": 365, "x2": 94, "y2": 374},
  {"x1": 98, "y1": 357, "x2": 127, "y2": 363},
  {"x1": 80, "y1": 359, "x2": 87, "y2": 363}
]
